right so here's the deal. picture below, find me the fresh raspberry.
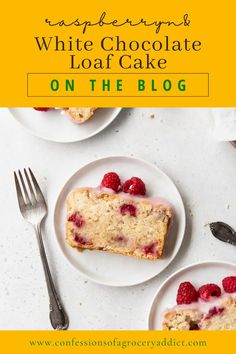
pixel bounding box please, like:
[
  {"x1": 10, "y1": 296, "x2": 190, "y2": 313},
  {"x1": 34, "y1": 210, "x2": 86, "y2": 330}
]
[
  {"x1": 101, "y1": 172, "x2": 121, "y2": 192},
  {"x1": 120, "y1": 204, "x2": 137, "y2": 217},
  {"x1": 122, "y1": 177, "x2": 146, "y2": 196},
  {"x1": 33, "y1": 107, "x2": 51, "y2": 112},
  {"x1": 198, "y1": 284, "x2": 221, "y2": 302},
  {"x1": 222, "y1": 276, "x2": 236, "y2": 293},
  {"x1": 176, "y1": 282, "x2": 198, "y2": 305}
]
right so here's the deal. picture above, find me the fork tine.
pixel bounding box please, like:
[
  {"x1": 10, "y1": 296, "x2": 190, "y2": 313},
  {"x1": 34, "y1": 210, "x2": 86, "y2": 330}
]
[
  {"x1": 18, "y1": 170, "x2": 31, "y2": 205},
  {"x1": 14, "y1": 171, "x2": 26, "y2": 210},
  {"x1": 28, "y1": 168, "x2": 46, "y2": 203},
  {"x1": 23, "y1": 168, "x2": 37, "y2": 204}
]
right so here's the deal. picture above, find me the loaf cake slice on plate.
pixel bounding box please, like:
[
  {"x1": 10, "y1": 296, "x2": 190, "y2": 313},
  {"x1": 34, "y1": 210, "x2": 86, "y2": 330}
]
[
  {"x1": 66, "y1": 188, "x2": 172, "y2": 260},
  {"x1": 162, "y1": 296, "x2": 236, "y2": 330},
  {"x1": 33, "y1": 107, "x2": 97, "y2": 124},
  {"x1": 162, "y1": 278, "x2": 236, "y2": 330},
  {"x1": 64, "y1": 108, "x2": 97, "y2": 123}
]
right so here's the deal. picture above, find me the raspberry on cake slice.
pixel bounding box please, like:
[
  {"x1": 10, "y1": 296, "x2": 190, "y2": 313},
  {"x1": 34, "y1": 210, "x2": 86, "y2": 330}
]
[
  {"x1": 33, "y1": 107, "x2": 51, "y2": 112},
  {"x1": 64, "y1": 108, "x2": 97, "y2": 124},
  {"x1": 222, "y1": 276, "x2": 236, "y2": 293},
  {"x1": 66, "y1": 188, "x2": 172, "y2": 260}
]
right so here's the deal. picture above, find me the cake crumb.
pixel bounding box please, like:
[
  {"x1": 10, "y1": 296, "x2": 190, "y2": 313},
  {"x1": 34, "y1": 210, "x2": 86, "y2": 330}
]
[
  {"x1": 188, "y1": 208, "x2": 193, "y2": 217},
  {"x1": 149, "y1": 114, "x2": 155, "y2": 119}
]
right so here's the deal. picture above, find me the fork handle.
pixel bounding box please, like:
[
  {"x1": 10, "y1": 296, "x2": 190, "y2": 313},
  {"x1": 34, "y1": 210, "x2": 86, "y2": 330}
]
[{"x1": 35, "y1": 224, "x2": 69, "y2": 330}]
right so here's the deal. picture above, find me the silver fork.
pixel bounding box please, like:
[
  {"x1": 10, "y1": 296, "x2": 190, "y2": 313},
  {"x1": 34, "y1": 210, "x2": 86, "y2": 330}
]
[{"x1": 14, "y1": 168, "x2": 69, "y2": 330}]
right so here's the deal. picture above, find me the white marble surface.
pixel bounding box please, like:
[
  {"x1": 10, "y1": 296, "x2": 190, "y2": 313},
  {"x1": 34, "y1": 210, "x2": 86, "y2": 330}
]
[{"x1": 0, "y1": 108, "x2": 236, "y2": 330}]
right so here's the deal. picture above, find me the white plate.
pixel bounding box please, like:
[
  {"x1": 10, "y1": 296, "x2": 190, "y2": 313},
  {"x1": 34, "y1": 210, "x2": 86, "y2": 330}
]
[
  {"x1": 9, "y1": 108, "x2": 122, "y2": 143},
  {"x1": 148, "y1": 260, "x2": 236, "y2": 329},
  {"x1": 54, "y1": 156, "x2": 186, "y2": 287}
]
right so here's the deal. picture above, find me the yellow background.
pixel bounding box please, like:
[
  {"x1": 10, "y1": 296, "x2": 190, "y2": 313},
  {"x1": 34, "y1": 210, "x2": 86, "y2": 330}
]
[
  {"x1": 0, "y1": 330, "x2": 235, "y2": 354},
  {"x1": 0, "y1": 0, "x2": 235, "y2": 106}
]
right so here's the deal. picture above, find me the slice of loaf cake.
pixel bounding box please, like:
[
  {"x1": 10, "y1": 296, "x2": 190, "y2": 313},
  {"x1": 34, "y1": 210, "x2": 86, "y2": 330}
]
[
  {"x1": 162, "y1": 308, "x2": 202, "y2": 330},
  {"x1": 162, "y1": 296, "x2": 236, "y2": 330},
  {"x1": 64, "y1": 108, "x2": 97, "y2": 123},
  {"x1": 200, "y1": 296, "x2": 236, "y2": 330},
  {"x1": 66, "y1": 188, "x2": 172, "y2": 260}
]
